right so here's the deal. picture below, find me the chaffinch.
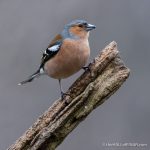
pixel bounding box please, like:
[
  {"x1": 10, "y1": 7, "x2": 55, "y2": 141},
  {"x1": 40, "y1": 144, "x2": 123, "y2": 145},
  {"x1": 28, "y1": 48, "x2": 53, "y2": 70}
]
[{"x1": 19, "y1": 19, "x2": 96, "y2": 99}]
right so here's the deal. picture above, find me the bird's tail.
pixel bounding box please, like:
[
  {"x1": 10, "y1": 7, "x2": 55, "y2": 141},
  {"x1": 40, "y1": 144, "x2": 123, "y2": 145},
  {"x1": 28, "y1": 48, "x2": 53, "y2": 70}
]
[{"x1": 18, "y1": 68, "x2": 43, "y2": 85}]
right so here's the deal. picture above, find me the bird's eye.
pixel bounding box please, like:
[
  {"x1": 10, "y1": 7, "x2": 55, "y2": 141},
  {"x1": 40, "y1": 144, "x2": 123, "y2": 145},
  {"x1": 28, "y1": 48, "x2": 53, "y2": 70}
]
[{"x1": 78, "y1": 24, "x2": 84, "y2": 28}]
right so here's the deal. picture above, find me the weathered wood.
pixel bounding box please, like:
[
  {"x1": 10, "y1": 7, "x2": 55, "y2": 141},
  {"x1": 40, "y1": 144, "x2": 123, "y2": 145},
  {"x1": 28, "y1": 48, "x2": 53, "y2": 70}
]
[{"x1": 8, "y1": 41, "x2": 130, "y2": 150}]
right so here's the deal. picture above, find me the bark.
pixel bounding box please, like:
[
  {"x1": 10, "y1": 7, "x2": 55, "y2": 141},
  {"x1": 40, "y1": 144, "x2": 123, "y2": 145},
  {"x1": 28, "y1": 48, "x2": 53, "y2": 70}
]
[{"x1": 8, "y1": 41, "x2": 130, "y2": 150}]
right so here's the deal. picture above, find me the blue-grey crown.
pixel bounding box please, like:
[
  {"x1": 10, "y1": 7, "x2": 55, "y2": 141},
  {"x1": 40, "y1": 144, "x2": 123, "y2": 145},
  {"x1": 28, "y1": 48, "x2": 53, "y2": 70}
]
[{"x1": 67, "y1": 19, "x2": 88, "y2": 27}]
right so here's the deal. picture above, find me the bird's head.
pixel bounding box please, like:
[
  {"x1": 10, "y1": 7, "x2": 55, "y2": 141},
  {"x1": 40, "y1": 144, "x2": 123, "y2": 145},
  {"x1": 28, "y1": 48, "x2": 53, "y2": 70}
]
[{"x1": 63, "y1": 19, "x2": 96, "y2": 39}]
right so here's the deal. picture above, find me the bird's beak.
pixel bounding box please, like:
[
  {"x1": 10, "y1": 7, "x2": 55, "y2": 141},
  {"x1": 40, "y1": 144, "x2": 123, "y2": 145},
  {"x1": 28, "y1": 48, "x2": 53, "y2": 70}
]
[{"x1": 86, "y1": 23, "x2": 96, "y2": 31}]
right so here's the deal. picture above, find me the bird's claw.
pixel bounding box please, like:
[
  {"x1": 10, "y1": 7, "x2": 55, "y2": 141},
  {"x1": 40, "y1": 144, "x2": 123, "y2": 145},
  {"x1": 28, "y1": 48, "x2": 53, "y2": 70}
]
[
  {"x1": 61, "y1": 91, "x2": 70, "y2": 100},
  {"x1": 82, "y1": 66, "x2": 91, "y2": 72}
]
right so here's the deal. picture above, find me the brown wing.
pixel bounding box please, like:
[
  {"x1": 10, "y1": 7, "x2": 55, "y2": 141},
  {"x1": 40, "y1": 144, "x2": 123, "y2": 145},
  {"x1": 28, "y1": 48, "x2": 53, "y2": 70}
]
[{"x1": 47, "y1": 34, "x2": 63, "y2": 48}]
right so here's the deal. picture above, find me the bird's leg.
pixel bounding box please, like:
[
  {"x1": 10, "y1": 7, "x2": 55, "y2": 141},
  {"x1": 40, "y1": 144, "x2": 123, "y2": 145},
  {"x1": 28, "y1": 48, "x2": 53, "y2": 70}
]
[
  {"x1": 58, "y1": 79, "x2": 64, "y2": 99},
  {"x1": 58, "y1": 79, "x2": 69, "y2": 100}
]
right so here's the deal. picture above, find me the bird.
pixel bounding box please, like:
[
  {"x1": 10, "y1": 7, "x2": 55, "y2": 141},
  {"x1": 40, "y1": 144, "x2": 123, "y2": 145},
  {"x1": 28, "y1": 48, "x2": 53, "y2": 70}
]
[{"x1": 18, "y1": 19, "x2": 96, "y2": 99}]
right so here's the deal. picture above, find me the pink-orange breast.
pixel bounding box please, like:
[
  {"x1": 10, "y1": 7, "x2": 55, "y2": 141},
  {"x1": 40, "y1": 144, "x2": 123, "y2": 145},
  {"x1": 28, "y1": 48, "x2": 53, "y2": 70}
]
[{"x1": 44, "y1": 38, "x2": 90, "y2": 79}]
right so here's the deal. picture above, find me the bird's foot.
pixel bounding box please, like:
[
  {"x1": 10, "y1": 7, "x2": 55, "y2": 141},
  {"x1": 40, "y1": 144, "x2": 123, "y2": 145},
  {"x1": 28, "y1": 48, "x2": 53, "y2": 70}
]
[
  {"x1": 61, "y1": 91, "x2": 70, "y2": 100},
  {"x1": 82, "y1": 66, "x2": 91, "y2": 73}
]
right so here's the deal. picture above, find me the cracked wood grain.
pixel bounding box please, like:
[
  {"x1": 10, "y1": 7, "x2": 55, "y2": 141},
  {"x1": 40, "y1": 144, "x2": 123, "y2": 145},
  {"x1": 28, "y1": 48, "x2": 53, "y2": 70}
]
[{"x1": 8, "y1": 41, "x2": 130, "y2": 150}]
